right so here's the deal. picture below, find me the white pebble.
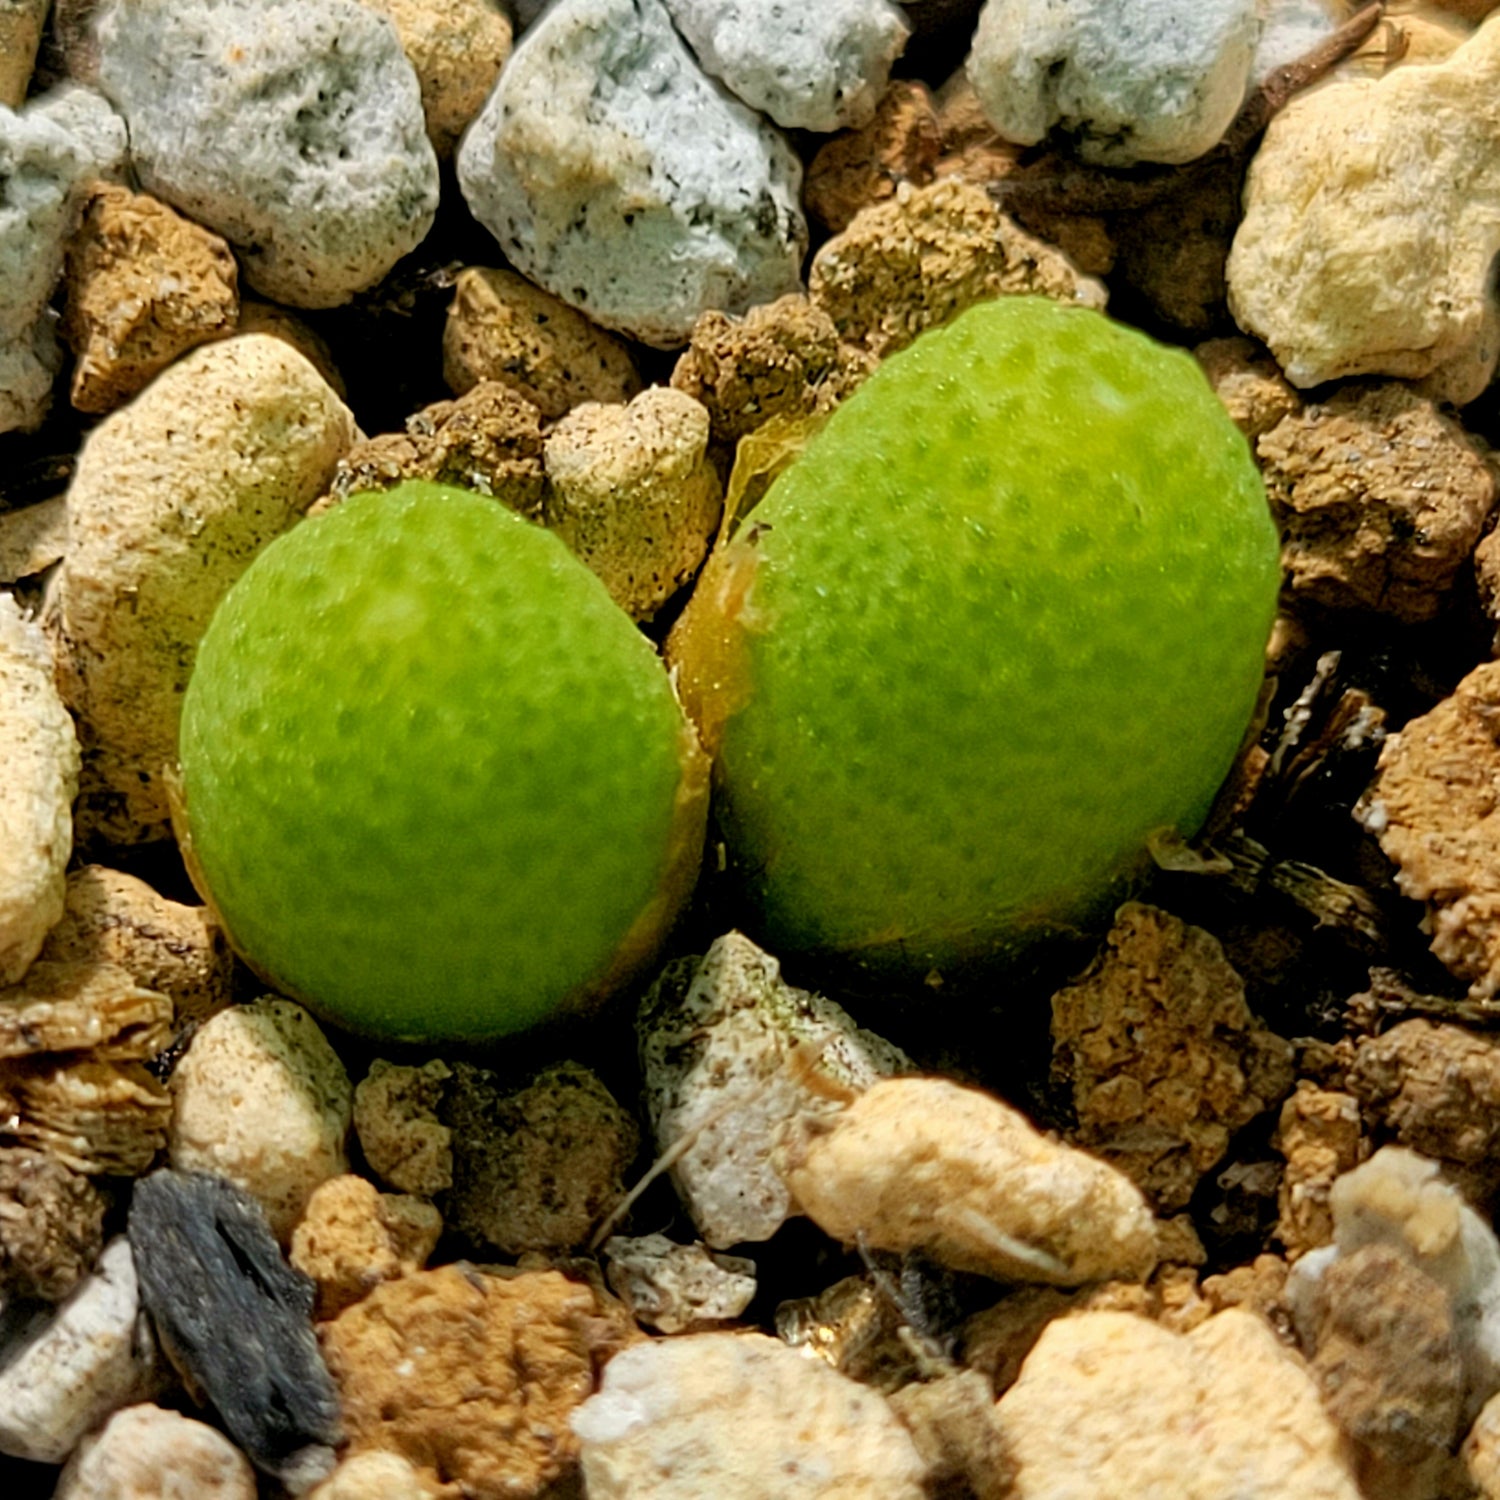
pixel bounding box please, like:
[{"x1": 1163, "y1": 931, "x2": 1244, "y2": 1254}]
[{"x1": 56, "y1": 1403, "x2": 256, "y2": 1500}]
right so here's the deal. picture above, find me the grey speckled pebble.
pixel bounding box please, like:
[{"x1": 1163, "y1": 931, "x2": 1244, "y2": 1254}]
[
  {"x1": 662, "y1": 0, "x2": 911, "y2": 132},
  {"x1": 966, "y1": 0, "x2": 1260, "y2": 166},
  {"x1": 96, "y1": 0, "x2": 439, "y2": 308},
  {"x1": 456, "y1": 0, "x2": 806, "y2": 347}
]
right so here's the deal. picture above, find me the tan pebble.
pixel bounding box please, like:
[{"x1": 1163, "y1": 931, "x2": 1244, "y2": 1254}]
[
  {"x1": 1257, "y1": 381, "x2": 1496, "y2": 622},
  {"x1": 363, "y1": 0, "x2": 512, "y2": 158},
  {"x1": 1050, "y1": 903, "x2": 1296, "y2": 1212},
  {"x1": 53, "y1": 334, "x2": 357, "y2": 844},
  {"x1": 56, "y1": 1402, "x2": 256, "y2": 1500},
  {"x1": 61, "y1": 183, "x2": 239, "y2": 415},
  {"x1": 1194, "y1": 334, "x2": 1302, "y2": 441},
  {"x1": 322, "y1": 1265, "x2": 638, "y2": 1500},
  {"x1": 443, "y1": 265, "x2": 641, "y2": 419},
  {"x1": 809, "y1": 176, "x2": 1107, "y2": 359},
  {"x1": 3, "y1": 1054, "x2": 171, "y2": 1175},
  {"x1": 0, "y1": 0, "x2": 49, "y2": 107},
  {"x1": 544, "y1": 386, "x2": 722, "y2": 621},
  {"x1": 307, "y1": 1449, "x2": 439, "y2": 1500},
  {"x1": 0, "y1": 1144, "x2": 106, "y2": 1303},
  {"x1": 782, "y1": 1075, "x2": 1159, "y2": 1284},
  {"x1": 0, "y1": 959, "x2": 171, "y2": 1061},
  {"x1": 999, "y1": 1309, "x2": 1361, "y2": 1499},
  {"x1": 1274, "y1": 1083, "x2": 1366, "y2": 1259},
  {"x1": 1200, "y1": 1252, "x2": 1291, "y2": 1324},
  {"x1": 170, "y1": 997, "x2": 352, "y2": 1241},
  {"x1": 1466, "y1": 1385, "x2": 1500, "y2": 1496},
  {"x1": 353, "y1": 1058, "x2": 452, "y2": 1196},
  {"x1": 234, "y1": 299, "x2": 346, "y2": 399},
  {"x1": 0, "y1": 592, "x2": 79, "y2": 984},
  {"x1": 290, "y1": 1174, "x2": 441, "y2": 1319}
]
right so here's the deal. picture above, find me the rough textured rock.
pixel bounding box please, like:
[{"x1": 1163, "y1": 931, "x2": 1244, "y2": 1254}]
[
  {"x1": 967, "y1": 0, "x2": 1260, "y2": 166},
  {"x1": 352, "y1": 1058, "x2": 452, "y2": 1197},
  {"x1": 1304, "y1": 1242, "x2": 1465, "y2": 1500},
  {"x1": 169, "y1": 999, "x2": 353, "y2": 1241},
  {"x1": 670, "y1": 294, "x2": 873, "y2": 447},
  {"x1": 571, "y1": 1331, "x2": 928, "y2": 1499},
  {"x1": 0, "y1": 1238, "x2": 166, "y2": 1465},
  {"x1": 322, "y1": 382, "x2": 547, "y2": 519},
  {"x1": 0, "y1": 592, "x2": 79, "y2": 984},
  {"x1": 1349, "y1": 1021, "x2": 1500, "y2": 1207},
  {"x1": 1275, "y1": 1084, "x2": 1365, "y2": 1260},
  {"x1": 805, "y1": 80, "x2": 942, "y2": 234},
  {"x1": 997, "y1": 1308, "x2": 1361, "y2": 1498},
  {"x1": 602, "y1": 1235, "x2": 756, "y2": 1334},
  {"x1": 25, "y1": 83, "x2": 129, "y2": 182},
  {"x1": 0, "y1": 1146, "x2": 106, "y2": 1301},
  {"x1": 1359, "y1": 662, "x2": 1500, "y2": 1000},
  {"x1": 61, "y1": 183, "x2": 240, "y2": 415},
  {"x1": 808, "y1": 177, "x2": 1107, "y2": 360},
  {"x1": 37, "y1": 865, "x2": 232, "y2": 1028},
  {"x1": 1256, "y1": 381, "x2": 1497, "y2": 621},
  {"x1": 1194, "y1": 335, "x2": 1302, "y2": 442},
  {"x1": 56, "y1": 1403, "x2": 258, "y2": 1500},
  {"x1": 96, "y1": 0, "x2": 440, "y2": 307},
  {"x1": 361, "y1": 0, "x2": 512, "y2": 157},
  {"x1": 543, "y1": 386, "x2": 723, "y2": 621},
  {"x1": 0, "y1": 0, "x2": 48, "y2": 107},
  {"x1": 289, "y1": 1174, "x2": 441, "y2": 1320},
  {"x1": 1050, "y1": 904, "x2": 1296, "y2": 1212},
  {"x1": 456, "y1": 0, "x2": 807, "y2": 347},
  {"x1": 783, "y1": 1075, "x2": 1160, "y2": 1285},
  {"x1": 128, "y1": 1170, "x2": 341, "y2": 1481},
  {"x1": 53, "y1": 334, "x2": 356, "y2": 844},
  {"x1": 638, "y1": 931, "x2": 910, "y2": 1248},
  {"x1": 441, "y1": 1060, "x2": 638, "y2": 1256},
  {"x1": 0, "y1": 959, "x2": 171, "y2": 1063},
  {"x1": 661, "y1": 0, "x2": 910, "y2": 132},
  {"x1": 321, "y1": 1264, "x2": 638, "y2": 1499},
  {"x1": 443, "y1": 265, "x2": 642, "y2": 420},
  {"x1": 1227, "y1": 16, "x2": 1500, "y2": 403}
]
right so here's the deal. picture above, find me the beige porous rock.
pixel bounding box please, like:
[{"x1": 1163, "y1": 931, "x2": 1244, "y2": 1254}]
[
  {"x1": 169, "y1": 998, "x2": 352, "y2": 1241},
  {"x1": 290, "y1": 1173, "x2": 441, "y2": 1319},
  {"x1": 543, "y1": 386, "x2": 722, "y2": 621},
  {"x1": 61, "y1": 183, "x2": 240, "y2": 415},
  {"x1": 1050, "y1": 904, "x2": 1296, "y2": 1212},
  {"x1": 362, "y1": 0, "x2": 512, "y2": 157},
  {"x1": 322, "y1": 381, "x2": 546, "y2": 519},
  {"x1": 783, "y1": 1075, "x2": 1159, "y2": 1284},
  {"x1": 0, "y1": 0, "x2": 48, "y2": 107},
  {"x1": 1194, "y1": 334, "x2": 1302, "y2": 442},
  {"x1": 571, "y1": 1331, "x2": 928, "y2": 1500},
  {"x1": 53, "y1": 335, "x2": 357, "y2": 844},
  {"x1": 804, "y1": 80, "x2": 942, "y2": 233},
  {"x1": 56, "y1": 1402, "x2": 256, "y2": 1500},
  {"x1": 1228, "y1": 15, "x2": 1500, "y2": 403},
  {"x1": 1257, "y1": 382, "x2": 1497, "y2": 621},
  {"x1": 0, "y1": 960, "x2": 171, "y2": 1062},
  {"x1": 1349, "y1": 1020, "x2": 1500, "y2": 1207},
  {"x1": 1200, "y1": 1251, "x2": 1292, "y2": 1323},
  {"x1": 443, "y1": 266, "x2": 641, "y2": 420},
  {"x1": 670, "y1": 293, "x2": 874, "y2": 448},
  {"x1": 1275, "y1": 1083, "x2": 1366, "y2": 1259},
  {"x1": 602, "y1": 1234, "x2": 756, "y2": 1333},
  {"x1": 36, "y1": 865, "x2": 231, "y2": 1028},
  {"x1": 353, "y1": 1057, "x2": 453, "y2": 1196},
  {"x1": 0, "y1": 1145, "x2": 106, "y2": 1302},
  {"x1": 234, "y1": 299, "x2": 346, "y2": 398},
  {"x1": 0, "y1": 592, "x2": 79, "y2": 984},
  {"x1": 808, "y1": 177, "x2": 1107, "y2": 359},
  {"x1": 2, "y1": 1054, "x2": 171, "y2": 1175},
  {"x1": 1000, "y1": 1308, "x2": 1360, "y2": 1497},
  {"x1": 321, "y1": 1265, "x2": 638, "y2": 1500},
  {"x1": 1360, "y1": 662, "x2": 1500, "y2": 998},
  {"x1": 441, "y1": 1060, "x2": 638, "y2": 1256},
  {"x1": 307, "y1": 1449, "x2": 439, "y2": 1500}
]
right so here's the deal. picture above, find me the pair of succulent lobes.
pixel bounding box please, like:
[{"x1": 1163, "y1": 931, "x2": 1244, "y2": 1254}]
[{"x1": 177, "y1": 297, "x2": 1280, "y2": 1042}]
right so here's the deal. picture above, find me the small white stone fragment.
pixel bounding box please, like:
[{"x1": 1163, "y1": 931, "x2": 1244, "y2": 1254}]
[
  {"x1": 0, "y1": 1239, "x2": 166, "y2": 1465},
  {"x1": 1252, "y1": 0, "x2": 1342, "y2": 79},
  {"x1": 170, "y1": 997, "x2": 353, "y2": 1242},
  {"x1": 661, "y1": 0, "x2": 910, "y2": 132},
  {"x1": 604, "y1": 1234, "x2": 756, "y2": 1334},
  {"x1": 456, "y1": 0, "x2": 807, "y2": 347},
  {"x1": 56, "y1": 1402, "x2": 257, "y2": 1500},
  {"x1": 96, "y1": 0, "x2": 440, "y2": 307},
  {"x1": 638, "y1": 931, "x2": 911, "y2": 1248},
  {"x1": 783, "y1": 1075, "x2": 1160, "y2": 1284},
  {"x1": 54, "y1": 333, "x2": 356, "y2": 844},
  {"x1": 572, "y1": 1331, "x2": 928, "y2": 1499},
  {"x1": 966, "y1": 0, "x2": 1260, "y2": 166},
  {"x1": 1228, "y1": 14, "x2": 1500, "y2": 402},
  {"x1": 0, "y1": 594, "x2": 79, "y2": 985},
  {"x1": 998, "y1": 1309, "x2": 1361, "y2": 1498}
]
